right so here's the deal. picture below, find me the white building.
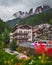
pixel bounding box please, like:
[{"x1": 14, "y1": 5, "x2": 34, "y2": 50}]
[{"x1": 10, "y1": 24, "x2": 32, "y2": 44}]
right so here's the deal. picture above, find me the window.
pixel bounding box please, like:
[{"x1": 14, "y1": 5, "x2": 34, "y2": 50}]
[
  {"x1": 28, "y1": 36, "x2": 31, "y2": 38},
  {"x1": 19, "y1": 31, "x2": 22, "y2": 33},
  {"x1": 28, "y1": 31, "x2": 31, "y2": 33},
  {"x1": 24, "y1": 31, "x2": 27, "y2": 33},
  {"x1": 22, "y1": 36, "x2": 25, "y2": 38}
]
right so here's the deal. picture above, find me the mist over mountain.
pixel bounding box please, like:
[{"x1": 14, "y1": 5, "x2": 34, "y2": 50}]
[
  {"x1": 0, "y1": 0, "x2": 52, "y2": 21},
  {"x1": 43, "y1": 0, "x2": 52, "y2": 8},
  {"x1": 7, "y1": 8, "x2": 52, "y2": 28}
]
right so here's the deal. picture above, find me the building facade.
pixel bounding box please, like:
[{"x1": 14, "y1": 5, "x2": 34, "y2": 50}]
[
  {"x1": 10, "y1": 24, "x2": 52, "y2": 44},
  {"x1": 10, "y1": 24, "x2": 32, "y2": 44}
]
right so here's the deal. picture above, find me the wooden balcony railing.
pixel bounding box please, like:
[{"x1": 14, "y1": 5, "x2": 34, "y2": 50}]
[
  {"x1": 15, "y1": 37, "x2": 28, "y2": 40},
  {"x1": 13, "y1": 33, "x2": 28, "y2": 36}
]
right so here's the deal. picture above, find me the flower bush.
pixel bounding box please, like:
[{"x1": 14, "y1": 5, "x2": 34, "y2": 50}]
[
  {"x1": 19, "y1": 42, "x2": 52, "y2": 65},
  {"x1": 34, "y1": 41, "x2": 52, "y2": 57},
  {"x1": 0, "y1": 42, "x2": 52, "y2": 65},
  {"x1": 46, "y1": 48, "x2": 52, "y2": 57}
]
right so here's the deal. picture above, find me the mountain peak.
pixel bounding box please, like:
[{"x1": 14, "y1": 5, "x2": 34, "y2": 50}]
[{"x1": 13, "y1": 5, "x2": 51, "y2": 19}]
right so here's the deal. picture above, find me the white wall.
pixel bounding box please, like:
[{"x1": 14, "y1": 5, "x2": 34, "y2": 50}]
[{"x1": 13, "y1": 28, "x2": 32, "y2": 42}]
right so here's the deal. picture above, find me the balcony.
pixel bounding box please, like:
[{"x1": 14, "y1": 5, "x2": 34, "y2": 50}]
[
  {"x1": 13, "y1": 33, "x2": 28, "y2": 36},
  {"x1": 15, "y1": 37, "x2": 28, "y2": 40}
]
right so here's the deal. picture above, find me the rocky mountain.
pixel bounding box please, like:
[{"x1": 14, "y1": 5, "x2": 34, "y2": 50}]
[
  {"x1": 20, "y1": 8, "x2": 52, "y2": 26},
  {"x1": 13, "y1": 11, "x2": 29, "y2": 19},
  {"x1": 13, "y1": 5, "x2": 50, "y2": 19},
  {"x1": 7, "y1": 6, "x2": 52, "y2": 29}
]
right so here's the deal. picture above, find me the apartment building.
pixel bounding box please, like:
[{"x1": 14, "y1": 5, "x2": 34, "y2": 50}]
[
  {"x1": 10, "y1": 24, "x2": 32, "y2": 44},
  {"x1": 32, "y1": 26, "x2": 42, "y2": 41},
  {"x1": 10, "y1": 24, "x2": 52, "y2": 44}
]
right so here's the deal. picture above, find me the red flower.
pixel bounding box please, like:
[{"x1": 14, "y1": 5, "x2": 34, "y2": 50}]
[
  {"x1": 35, "y1": 43, "x2": 46, "y2": 54},
  {"x1": 35, "y1": 41, "x2": 52, "y2": 57},
  {"x1": 49, "y1": 41, "x2": 52, "y2": 44},
  {"x1": 35, "y1": 47, "x2": 42, "y2": 54},
  {"x1": 46, "y1": 48, "x2": 52, "y2": 57}
]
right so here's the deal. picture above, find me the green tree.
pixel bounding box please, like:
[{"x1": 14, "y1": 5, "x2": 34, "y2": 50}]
[
  {"x1": 0, "y1": 34, "x2": 2, "y2": 42},
  {"x1": 0, "y1": 34, "x2": 5, "y2": 49},
  {"x1": 3, "y1": 28, "x2": 10, "y2": 48},
  {"x1": 10, "y1": 39, "x2": 17, "y2": 51},
  {"x1": 0, "y1": 41, "x2": 5, "y2": 49},
  {"x1": 49, "y1": 19, "x2": 52, "y2": 24},
  {"x1": 0, "y1": 19, "x2": 9, "y2": 34}
]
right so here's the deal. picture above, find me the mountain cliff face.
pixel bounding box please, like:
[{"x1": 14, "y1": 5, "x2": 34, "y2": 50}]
[
  {"x1": 13, "y1": 5, "x2": 50, "y2": 19},
  {"x1": 20, "y1": 8, "x2": 52, "y2": 25},
  {"x1": 7, "y1": 6, "x2": 52, "y2": 29},
  {"x1": 13, "y1": 8, "x2": 34, "y2": 19}
]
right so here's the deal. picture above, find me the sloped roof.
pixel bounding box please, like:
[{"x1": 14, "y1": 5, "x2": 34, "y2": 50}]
[{"x1": 12, "y1": 24, "x2": 32, "y2": 32}]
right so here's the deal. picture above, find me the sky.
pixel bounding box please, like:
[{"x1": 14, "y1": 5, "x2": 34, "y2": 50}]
[{"x1": 0, "y1": 0, "x2": 52, "y2": 21}]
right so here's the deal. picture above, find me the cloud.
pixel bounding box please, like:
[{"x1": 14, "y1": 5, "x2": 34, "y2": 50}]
[
  {"x1": 0, "y1": 0, "x2": 43, "y2": 7},
  {"x1": 0, "y1": 0, "x2": 21, "y2": 6},
  {"x1": 0, "y1": 4, "x2": 27, "y2": 21},
  {"x1": 43, "y1": 0, "x2": 52, "y2": 8}
]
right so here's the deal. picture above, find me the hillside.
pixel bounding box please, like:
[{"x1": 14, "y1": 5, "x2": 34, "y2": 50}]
[
  {"x1": 7, "y1": 18, "x2": 21, "y2": 28},
  {"x1": 20, "y1": 8, "x2": 52, "y2": 26},
  {"x1": 0, "y1": 19, "x2": 9, "y2": 34},
  {"x1": 7, "y1": 8, "x2": 52, "y2": 28}
]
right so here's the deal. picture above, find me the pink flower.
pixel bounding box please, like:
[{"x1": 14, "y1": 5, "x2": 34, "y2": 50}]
[{"x1": 33, "y1": 42, "x2": 38, "y2": 48}]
